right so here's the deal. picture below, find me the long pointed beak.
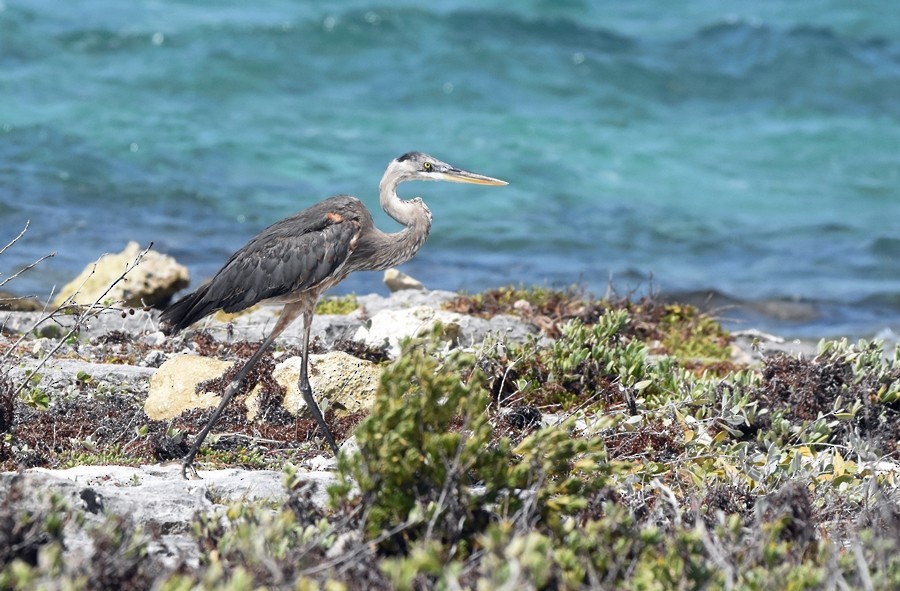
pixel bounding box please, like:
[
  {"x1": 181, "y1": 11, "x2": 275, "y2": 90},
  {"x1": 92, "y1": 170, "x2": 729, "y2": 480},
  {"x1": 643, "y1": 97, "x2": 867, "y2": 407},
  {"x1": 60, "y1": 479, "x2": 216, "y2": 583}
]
[{"x1": 440, "y1": 168, "x2": 508, "y2": 186}]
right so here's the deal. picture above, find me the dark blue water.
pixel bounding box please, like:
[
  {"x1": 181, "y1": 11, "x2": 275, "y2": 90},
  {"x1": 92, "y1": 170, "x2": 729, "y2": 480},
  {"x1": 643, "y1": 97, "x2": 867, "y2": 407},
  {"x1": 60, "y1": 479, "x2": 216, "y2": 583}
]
[{"x1": 2, "y1": 1, "x2": 899, "y2": 338}]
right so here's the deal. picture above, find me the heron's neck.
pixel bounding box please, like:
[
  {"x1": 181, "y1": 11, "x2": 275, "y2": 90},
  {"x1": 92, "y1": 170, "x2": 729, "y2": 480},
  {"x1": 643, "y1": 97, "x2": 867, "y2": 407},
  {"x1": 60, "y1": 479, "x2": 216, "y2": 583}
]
[{"x1": 376, "y1": 170, "x2": 433, "y2": 266}]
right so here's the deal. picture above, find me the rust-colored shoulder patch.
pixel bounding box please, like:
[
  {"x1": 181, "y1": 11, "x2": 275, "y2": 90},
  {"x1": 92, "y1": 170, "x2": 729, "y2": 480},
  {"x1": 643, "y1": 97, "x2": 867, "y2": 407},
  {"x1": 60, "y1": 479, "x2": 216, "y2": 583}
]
[{"x1": 325, "y1": 212, "x2": 344, "y2": 223}]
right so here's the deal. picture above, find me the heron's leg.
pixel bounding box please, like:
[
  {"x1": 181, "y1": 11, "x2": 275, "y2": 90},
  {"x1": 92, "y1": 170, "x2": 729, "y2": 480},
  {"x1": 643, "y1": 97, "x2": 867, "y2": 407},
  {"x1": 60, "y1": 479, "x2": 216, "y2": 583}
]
[
  {"x1": 181, "y1": 304, "x2": 303, "y2": 479},
  {"x1": 299, "y1": 308, "x2": 340, "y2": 455}
]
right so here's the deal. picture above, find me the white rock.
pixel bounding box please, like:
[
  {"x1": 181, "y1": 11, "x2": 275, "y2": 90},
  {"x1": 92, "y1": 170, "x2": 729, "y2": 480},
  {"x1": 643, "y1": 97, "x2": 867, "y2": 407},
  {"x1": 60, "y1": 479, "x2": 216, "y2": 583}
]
[
  {"x1": 306, "y1": 454, "x2": 339, "y2": 471},
  {"x1": 354, "y1": 305, "x2": 464, "y2": 358},
  {"x1": 513, "y1": 299, "x2": 534, "y2": 313},
  {"x1": 383, "y1": 268, "x2": 425, "y2": 292},
  {"x1": 0, "y1": 464, "x2": 337, "y2": 572},
  {"x1": 143, "y1": 330, "x2": 167, "y2": 347}
]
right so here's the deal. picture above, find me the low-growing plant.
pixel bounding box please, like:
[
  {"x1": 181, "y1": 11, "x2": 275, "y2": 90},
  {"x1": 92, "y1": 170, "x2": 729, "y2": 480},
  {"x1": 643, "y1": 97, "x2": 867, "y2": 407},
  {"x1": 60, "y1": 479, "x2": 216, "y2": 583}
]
[
  {"x1": 655, "y1": 302, "x2": 732, "y2": 363},
  {"x1": 330, "y1": 324, "x2": 620, "y2": 589},
  {"x1": 330, "y1": 324, "x2": 511, "y2": 548},
  {"x1": 315, "y1": 294, "x2": 358, "y2": 315}
]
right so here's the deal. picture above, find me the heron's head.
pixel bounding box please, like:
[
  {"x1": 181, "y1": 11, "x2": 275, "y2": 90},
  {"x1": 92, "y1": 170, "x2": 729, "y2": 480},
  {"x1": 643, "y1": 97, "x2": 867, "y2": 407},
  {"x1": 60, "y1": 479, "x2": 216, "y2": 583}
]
[{"x1": 390, "y1": 151, "x2": 507, "y2": 186}]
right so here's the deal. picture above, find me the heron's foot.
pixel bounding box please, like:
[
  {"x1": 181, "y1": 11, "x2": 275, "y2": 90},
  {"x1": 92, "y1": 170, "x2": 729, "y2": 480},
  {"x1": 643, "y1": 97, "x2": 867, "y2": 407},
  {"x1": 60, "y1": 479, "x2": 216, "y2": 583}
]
[
  {"x1": 299, "y1": 380, "x2": 340, "y2": 456},
  {"x1": 181, "y1": 458, "x2": 201, "y2": 480},
  {"x1": 323, "y1": 436, "x2": 340, "y2": 456}
]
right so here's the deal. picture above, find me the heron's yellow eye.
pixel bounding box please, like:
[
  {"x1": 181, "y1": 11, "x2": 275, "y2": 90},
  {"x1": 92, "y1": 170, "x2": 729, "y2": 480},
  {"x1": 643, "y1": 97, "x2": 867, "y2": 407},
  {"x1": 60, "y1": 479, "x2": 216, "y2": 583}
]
[{"x1": 423, "y1": 162, "x2": 433, "y2": 171}]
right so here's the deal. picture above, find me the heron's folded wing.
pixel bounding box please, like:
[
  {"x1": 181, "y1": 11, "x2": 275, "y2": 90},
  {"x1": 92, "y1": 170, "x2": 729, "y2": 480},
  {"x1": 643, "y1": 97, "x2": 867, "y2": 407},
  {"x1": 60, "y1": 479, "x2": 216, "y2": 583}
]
[{"x1": 208, "y1": 216, "x2": 361, "y2": 313}]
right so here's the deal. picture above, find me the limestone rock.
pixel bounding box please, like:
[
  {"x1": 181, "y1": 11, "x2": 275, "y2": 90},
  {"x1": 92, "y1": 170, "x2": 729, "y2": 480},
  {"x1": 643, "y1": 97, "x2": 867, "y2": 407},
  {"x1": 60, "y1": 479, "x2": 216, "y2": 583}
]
[
  {"x1": 248, "y1": 352, "x2": 382, "y2": 419},
  {"x1": 52, "y1": 241, "x2": 189, "y2": 309},
  {"x1": 355, "y1": 289, "x2": 458, "y2": 316},
  {"x1": 0, "y1": 308, "x2": 160, "y2": 341},
  {"x1": 302, "y1": 351, "x2": 382, "y2": 415},
  {"x1": 145, "y1": 355, "x2": 233, "y2": 420},
  {"x1": 354, "y1": 305, "x2": 466, "y2": 358},
  {"x1": 0, "y1": 465, "x2": 336, "y2": 571},
  {"x1": 7, "y1": 359, "x2": 154, "y2": 395},
  {"x1": 149, "y1": 352, "x2": 380, "y2": 422},
  {"x1": 353, "y1": 302, "x2": 543, "y2": 358},
  {"x1": 383, "y1": 268, "x2": 424, "y2": 292}
]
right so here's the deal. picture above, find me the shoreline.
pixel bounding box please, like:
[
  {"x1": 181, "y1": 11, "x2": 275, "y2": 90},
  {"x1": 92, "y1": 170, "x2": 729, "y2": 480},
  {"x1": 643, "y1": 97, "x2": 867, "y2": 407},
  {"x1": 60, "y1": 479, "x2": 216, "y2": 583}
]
[
  {"x1": 4, "y1": 282, "x2": 899, "y2": 347},
  {"x1": 2, "y1": 285, "x2": 900, "y2": 587}
]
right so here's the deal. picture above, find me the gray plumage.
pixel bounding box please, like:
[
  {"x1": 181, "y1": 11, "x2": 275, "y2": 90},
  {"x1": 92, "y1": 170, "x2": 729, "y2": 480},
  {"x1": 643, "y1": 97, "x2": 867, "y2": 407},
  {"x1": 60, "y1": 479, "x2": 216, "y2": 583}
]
[
  {"x1": 161, "y1": 195, "x2": 376, "y2": 330},
  {"x1": 160, "y1": 151, "x2": 507, "y2": 478}
]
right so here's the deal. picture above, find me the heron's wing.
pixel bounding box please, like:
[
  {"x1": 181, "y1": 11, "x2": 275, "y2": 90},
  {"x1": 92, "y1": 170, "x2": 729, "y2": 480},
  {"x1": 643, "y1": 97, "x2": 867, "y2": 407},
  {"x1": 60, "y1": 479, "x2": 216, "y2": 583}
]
[
  {"x1": 211, "y1": 204, "x2": 363, "y2": 313},
  {"x1": 161, "y1": 197, "x2": 367, "y2": 334}
]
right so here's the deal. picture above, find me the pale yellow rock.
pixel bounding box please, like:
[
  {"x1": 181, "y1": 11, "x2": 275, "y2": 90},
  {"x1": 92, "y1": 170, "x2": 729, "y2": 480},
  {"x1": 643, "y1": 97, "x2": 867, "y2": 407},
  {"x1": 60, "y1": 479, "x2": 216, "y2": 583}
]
[
  {"x1": 383, "y1": 268, "x2": 425, "y2": 292},
  {"x1": 145, "y1": 355, "x2": 234, "y2": 420},
  {"x1": 149, "y1": 351, "x2": 380, "y2": 423},
  {"x1": 52, "y1": 241, "x2": 189, "y2": 308},
  {"x1": 247, "y1": 351, "x2": 382, "y2": 420}
]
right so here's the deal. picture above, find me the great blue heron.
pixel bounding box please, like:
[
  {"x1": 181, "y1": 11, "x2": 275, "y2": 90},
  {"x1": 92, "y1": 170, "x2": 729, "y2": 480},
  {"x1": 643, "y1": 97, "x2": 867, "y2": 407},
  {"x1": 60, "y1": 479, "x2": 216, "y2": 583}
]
[{"x1": 160, "y1": 152, "x2": 507, "y2": 477}]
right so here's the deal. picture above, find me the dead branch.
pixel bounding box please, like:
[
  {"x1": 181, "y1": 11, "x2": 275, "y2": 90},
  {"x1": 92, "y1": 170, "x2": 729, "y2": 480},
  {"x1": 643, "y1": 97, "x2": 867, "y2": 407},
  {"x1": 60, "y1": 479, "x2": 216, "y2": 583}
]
[{"x1": 3, "y1": 243, "x2": 155, "y2": 401}]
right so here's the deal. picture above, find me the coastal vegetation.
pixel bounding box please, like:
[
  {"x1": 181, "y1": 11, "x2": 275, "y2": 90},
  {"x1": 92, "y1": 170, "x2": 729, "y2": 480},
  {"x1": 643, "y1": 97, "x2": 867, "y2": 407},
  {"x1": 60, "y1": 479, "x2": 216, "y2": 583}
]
[{"x1": 1, "y1": 274, "x2": 900, "y2": 588}]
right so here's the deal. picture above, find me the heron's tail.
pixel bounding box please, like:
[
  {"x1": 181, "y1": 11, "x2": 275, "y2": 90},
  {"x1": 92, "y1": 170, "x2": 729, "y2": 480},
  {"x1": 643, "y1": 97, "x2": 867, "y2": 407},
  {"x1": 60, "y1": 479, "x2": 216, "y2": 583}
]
[{"x1": 159, "y1": 285, "x2": 218, "y2": 335}]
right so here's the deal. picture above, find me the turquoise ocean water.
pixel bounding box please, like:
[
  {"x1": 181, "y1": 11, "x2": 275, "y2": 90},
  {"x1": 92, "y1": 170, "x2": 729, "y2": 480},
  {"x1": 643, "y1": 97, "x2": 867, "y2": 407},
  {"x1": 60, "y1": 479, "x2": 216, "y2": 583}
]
[{"x1": 1, "y1": 1, "x2": 899, "y2": 338}]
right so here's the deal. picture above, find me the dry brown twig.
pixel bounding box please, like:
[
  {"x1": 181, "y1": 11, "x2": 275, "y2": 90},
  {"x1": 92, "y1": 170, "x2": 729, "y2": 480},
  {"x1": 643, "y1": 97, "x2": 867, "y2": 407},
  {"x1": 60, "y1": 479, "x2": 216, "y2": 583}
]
[{"x1": 0, "y1": 221, "x2": 56, "y2": 291}]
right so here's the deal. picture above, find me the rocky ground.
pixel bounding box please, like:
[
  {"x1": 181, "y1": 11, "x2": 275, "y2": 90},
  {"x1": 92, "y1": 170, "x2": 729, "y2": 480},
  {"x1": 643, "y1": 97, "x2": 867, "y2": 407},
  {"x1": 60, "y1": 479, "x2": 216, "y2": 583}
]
[
  {"x1": 3, "y1": 259, "x2": 899, "y2": 588},
  {"x1": 0, "y1": 284, "x2": 821, "y2": 569},
  {"x1": 0, "y1": 288, "x2": 548, "y2": 565}
]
